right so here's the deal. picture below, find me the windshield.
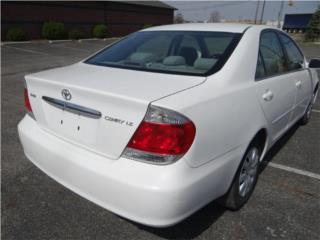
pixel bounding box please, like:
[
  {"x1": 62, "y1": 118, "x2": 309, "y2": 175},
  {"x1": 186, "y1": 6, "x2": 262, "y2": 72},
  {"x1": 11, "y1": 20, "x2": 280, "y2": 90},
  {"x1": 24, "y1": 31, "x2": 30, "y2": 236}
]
[{"x1": 85, "y1": 31, "x2": 241, "y2": 76}]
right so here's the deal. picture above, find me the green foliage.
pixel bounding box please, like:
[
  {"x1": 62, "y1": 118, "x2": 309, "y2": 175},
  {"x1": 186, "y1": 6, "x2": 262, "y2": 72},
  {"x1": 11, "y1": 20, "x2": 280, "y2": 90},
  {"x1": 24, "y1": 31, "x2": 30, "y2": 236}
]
[
  {"x1": 143, "y1": 24, "x2": 153, "y2": 29},
  {"x1": 68, "y1": 29, "x2": 84, "y2": 40},
  {"x1": 305, "y1": 6, "x2": 320, "y2": 42},
  {"x1": 42, "y1": 21, "x2": 66, "y2": 40},
  {"x1": 6, "y1": 27, "x2": 26, "y2": 41},
  {"x1": 92, "y1": 24, "x2": 107, "y2": 38}
]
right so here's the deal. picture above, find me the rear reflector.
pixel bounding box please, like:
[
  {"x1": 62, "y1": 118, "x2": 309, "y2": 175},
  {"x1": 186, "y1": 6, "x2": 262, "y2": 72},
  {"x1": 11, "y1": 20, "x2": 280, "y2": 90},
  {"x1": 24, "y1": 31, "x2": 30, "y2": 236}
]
[
  {"x1": 24, "y1": 88, "x2": 32, "y2": 113},
  {"x1": 123, "y1": 105, "x2": 196, "y2": 164},
  {"x1": 24, "y1": 87, "x2": 35, "y2": 120}
]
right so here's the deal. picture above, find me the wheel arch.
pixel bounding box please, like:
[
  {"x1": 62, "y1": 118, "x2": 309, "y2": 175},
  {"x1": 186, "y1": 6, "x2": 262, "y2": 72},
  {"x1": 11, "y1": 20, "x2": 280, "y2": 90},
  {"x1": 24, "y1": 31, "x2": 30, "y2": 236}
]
[
  {"x1": 218, "y1": 127, "x2": 268, "y2": 206},
  {"x1": 251, "y1": 128, "x2": 268, "y2": 161}
]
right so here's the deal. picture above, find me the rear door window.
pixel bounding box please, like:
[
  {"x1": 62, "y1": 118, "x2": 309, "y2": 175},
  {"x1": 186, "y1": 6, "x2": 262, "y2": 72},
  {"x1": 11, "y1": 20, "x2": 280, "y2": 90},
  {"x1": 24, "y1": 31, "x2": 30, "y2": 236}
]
[
  {"x1": 256, "y1": 52, "x2": 266, "y2": 79},
  {"x1": 258, "y1": 31, "x2": 288, "y2": 77},
  {"x1": 279, "y1": 33, "x2": 304, "y2": 71}
]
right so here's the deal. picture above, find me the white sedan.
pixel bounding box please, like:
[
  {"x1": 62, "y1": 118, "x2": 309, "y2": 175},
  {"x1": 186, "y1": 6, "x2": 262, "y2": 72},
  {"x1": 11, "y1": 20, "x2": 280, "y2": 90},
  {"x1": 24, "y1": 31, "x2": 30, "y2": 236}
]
[{"x1": 18, "y1": 23, "x2": 319, "y2": 227}]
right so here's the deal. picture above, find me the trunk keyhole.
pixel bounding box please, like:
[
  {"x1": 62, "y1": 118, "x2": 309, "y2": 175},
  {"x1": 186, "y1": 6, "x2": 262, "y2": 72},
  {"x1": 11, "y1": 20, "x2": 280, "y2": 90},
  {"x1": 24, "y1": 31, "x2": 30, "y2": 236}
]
[
  {"x1": 77, "y1": 126, "x2": 80, "y2": 131},
  {"x1": 60, "y1": 120, "x2": 63, "y2": 125}
]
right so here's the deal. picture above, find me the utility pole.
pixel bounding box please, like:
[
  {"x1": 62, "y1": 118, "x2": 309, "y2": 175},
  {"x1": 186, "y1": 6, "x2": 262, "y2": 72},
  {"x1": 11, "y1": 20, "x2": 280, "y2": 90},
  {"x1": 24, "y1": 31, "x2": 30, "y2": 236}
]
[
  {"x1": 288, "y1": 0, "x2": 293, "y2": 6},
  {"x1": 260, "y1": 0, "x2": 266, "y2": 24},
  {"x1": 254, "y1": 0, "x2": 260, "y2": 24},
  {"x1": 277, "y1": 0, "x2": 284, "y2": 28}
]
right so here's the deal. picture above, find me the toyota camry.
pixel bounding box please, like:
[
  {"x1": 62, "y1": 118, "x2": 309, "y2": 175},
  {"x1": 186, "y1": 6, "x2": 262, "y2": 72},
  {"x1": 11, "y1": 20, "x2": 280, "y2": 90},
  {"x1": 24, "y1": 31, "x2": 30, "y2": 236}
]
[{"x1": 18, "y1": 23, "x2": 319, "y2": 227}]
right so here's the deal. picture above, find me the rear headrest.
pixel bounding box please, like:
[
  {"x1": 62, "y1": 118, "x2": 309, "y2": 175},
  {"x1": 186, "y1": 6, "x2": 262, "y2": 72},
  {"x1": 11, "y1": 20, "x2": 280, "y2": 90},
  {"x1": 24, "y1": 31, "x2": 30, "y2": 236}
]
[
  {"x1": 179, "y1": 47, "x2": 198, "y2": 66},
  {"x1": 129, "y1": 52, "x2": 156, "y2": 63},
  {"x1": 163, "y1": 56, "x2": 186, "y2": 66},
  {"x1": 194, "y1": 58, "x2": 217, "y2": 70}
]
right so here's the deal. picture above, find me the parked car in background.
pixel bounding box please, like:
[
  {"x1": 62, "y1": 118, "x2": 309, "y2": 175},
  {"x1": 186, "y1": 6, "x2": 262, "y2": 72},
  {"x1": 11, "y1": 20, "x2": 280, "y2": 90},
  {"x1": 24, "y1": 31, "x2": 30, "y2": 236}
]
[{"x1": 18, "y1": 23, "x2": 319, "y2": 227}]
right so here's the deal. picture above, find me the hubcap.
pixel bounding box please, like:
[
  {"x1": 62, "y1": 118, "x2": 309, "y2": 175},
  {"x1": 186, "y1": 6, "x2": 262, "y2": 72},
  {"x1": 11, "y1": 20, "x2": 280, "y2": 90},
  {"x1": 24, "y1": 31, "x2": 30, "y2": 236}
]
[{"x1": 239, "y1": 147, "x2": 260, "y2": 197}]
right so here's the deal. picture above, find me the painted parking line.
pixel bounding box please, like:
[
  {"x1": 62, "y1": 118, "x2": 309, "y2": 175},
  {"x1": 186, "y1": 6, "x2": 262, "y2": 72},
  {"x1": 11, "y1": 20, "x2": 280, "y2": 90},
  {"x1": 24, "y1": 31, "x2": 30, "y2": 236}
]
[
  {"x1": 266, "y1": 162, "x2": 320, "y2": 180},
  {"x1": 3, "y1": 45, "x2": 50, "y2": 56},
  {"x1": 312, "y1": 109, "x2": 320, "y2": 113}
]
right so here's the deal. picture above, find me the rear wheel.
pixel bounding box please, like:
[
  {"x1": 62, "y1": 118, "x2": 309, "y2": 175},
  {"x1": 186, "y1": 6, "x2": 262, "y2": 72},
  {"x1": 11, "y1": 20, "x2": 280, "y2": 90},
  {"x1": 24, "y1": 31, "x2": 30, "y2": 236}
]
[{"x1": 218, "y1": 143, "x2": 261, "y2": 210}]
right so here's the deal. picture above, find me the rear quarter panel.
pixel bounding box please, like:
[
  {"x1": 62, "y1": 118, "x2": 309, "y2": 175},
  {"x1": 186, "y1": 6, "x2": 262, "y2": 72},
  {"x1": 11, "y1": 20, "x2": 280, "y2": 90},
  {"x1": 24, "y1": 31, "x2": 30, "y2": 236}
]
[{"x1": 153, "y1": 26, "x2": 269, "y2": 168}]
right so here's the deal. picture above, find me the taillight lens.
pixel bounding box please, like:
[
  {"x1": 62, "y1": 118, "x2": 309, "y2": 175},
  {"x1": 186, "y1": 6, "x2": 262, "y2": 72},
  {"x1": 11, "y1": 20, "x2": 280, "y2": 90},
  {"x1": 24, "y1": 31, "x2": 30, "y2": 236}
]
[
  {"x1": 24, "y1": 88, "x2": 32, "y2": 113},
  {"x1": 123, "y1": 105, "x2": 196, "y2": 164}
]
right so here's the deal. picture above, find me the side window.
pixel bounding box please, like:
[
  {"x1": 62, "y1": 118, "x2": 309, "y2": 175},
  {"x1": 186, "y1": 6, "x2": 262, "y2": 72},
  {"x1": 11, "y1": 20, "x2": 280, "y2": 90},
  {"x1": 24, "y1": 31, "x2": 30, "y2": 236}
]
[
  {"x1": 279, "y1": 33, "x2": 304, "y2": 71},
  {"x1": 259, "y1": 31, "x2": 288, "y2": 77}
]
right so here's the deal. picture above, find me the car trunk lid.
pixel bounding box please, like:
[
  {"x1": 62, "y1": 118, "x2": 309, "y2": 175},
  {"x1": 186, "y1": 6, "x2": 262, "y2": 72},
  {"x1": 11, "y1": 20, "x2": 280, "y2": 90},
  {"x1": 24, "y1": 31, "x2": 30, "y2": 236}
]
[{"x1": 25, "y1": 63, "x2": 205, "y2": 159}]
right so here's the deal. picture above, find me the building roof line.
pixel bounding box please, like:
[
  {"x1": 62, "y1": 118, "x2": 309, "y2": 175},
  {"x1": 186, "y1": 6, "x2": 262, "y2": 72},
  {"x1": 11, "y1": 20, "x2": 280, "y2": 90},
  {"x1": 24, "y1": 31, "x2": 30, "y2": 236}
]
[{"x1": 118, "y1": 1, "x2": 177, "y2": 10}]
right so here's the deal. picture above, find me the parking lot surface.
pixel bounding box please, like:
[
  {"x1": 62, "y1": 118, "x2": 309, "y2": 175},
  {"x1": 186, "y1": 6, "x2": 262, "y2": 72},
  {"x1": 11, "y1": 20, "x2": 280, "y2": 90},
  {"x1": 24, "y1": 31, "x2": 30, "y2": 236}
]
[{"x1": 1, "y1": 40, "x2": 320, "y2": 240}]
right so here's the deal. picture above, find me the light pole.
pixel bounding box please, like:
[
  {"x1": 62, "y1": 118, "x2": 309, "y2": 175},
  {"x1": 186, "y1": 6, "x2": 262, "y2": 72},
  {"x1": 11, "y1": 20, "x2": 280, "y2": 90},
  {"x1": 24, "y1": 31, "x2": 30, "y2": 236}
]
[
  {"x1": 254, "y1": 0, "x2": 260, "y2": 24},
  {"x1": 260, "y1": 0, "x2": 266, "y2": 24},
  {"x1": 278, "y1": 0, "x2": 284, "y2": 28}
]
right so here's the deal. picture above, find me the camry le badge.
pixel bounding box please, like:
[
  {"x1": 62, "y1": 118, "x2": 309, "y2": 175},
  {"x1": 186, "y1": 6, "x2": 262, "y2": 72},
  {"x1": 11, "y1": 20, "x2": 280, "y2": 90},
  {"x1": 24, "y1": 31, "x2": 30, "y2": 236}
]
[{"x1": 61, "y1": 89, "x2": 72, "y2": 101}]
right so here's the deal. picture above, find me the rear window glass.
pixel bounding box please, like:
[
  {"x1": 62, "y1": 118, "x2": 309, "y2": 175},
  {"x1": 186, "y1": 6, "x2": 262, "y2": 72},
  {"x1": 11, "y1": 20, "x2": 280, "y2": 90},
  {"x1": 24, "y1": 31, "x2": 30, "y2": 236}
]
[
  {"x1": 204, "y1": 35, "x2": 234, "y2": 56},
  {"x1": 85, "y1": 31, "x2": 240, "y2": 76}
]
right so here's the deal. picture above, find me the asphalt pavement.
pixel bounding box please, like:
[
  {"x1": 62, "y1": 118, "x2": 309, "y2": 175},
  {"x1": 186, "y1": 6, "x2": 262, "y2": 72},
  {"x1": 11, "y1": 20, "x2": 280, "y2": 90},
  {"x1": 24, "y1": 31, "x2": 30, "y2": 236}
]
[{"x1": 1, "y1": 40, "x2": 320, "y2": 240}]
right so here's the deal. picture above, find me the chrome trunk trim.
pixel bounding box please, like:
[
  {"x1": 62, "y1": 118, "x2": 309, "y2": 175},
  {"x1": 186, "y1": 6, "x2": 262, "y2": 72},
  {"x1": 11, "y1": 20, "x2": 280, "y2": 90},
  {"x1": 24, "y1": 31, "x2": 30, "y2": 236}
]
[{"x1": 42, "y1": 96, "x2": 102, "y2": 119}]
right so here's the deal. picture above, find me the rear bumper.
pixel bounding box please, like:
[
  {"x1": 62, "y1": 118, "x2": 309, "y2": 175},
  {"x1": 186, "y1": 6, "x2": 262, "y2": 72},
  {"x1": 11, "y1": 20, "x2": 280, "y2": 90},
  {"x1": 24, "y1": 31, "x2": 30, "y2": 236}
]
[{"x1": 18, "y1": 115, "x2": 242, "y2": 227}]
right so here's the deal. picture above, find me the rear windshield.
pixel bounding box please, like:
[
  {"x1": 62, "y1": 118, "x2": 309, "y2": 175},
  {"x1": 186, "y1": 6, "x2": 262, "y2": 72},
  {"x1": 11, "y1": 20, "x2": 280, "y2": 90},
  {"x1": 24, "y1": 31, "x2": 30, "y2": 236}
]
[{"x1": 85, "y1": 31, "x2": 241, "y2": 76}]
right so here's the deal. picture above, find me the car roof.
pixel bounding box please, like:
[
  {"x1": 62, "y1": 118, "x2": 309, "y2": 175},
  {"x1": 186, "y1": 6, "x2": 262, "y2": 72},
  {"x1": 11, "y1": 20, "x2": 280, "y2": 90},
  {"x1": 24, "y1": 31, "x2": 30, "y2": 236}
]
[{"x1": 142, "y1": 23, "x2": 255, "y2": 33}]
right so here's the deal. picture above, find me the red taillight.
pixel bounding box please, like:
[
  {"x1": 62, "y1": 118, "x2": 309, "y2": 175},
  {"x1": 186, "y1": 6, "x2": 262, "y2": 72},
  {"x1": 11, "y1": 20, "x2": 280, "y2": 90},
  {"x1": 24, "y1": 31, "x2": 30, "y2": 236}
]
[
  {"x1": 24, "y1": 88, "x2": 32, "y2": 113},
  {"x1": 123, "y1": 105, "x2": 196, "y2": 164},
  {"x1": 128, "y1": 121, "x2": 195, "y2": 155}
]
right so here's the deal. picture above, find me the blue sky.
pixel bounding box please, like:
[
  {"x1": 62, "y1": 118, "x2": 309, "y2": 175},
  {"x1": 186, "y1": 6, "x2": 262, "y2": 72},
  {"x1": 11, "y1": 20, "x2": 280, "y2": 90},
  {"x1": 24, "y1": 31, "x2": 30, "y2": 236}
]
[{"x1": 164, "y1": 1, "x2": 319, "y2": 21}]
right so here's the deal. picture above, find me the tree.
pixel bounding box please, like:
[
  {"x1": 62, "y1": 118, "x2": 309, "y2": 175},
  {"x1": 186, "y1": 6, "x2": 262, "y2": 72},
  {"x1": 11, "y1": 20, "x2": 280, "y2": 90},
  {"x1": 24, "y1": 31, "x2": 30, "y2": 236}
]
[
  {"x1": 208, "y1": 11, "x2": 221, "y2": 23},
  {"x1": 174, "y1": 13, "x2": 184, "y2": 24},
  {"x1": 305, "y1": 6, "x2": 320, "y2": 41}
]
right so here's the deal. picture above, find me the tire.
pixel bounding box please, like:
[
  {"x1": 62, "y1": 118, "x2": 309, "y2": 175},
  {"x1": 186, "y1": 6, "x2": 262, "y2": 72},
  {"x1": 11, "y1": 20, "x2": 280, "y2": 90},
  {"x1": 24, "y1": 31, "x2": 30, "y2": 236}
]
[
  {"x1": 218, "y1": 143, "x2": 261, "y2": 210},
  {"x1": 300, "y1": 101, "x2": 313, "y2": 125}
]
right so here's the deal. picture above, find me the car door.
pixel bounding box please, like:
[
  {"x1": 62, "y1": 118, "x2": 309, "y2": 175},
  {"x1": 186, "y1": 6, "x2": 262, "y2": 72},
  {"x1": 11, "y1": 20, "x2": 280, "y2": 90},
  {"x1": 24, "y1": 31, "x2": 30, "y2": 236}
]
[
  {"x1": 255, "y1": 30, "x2": 297, "y2": 142},
  {"x1": 278, "y1": 32, "x2": 312, "y2": 123}
]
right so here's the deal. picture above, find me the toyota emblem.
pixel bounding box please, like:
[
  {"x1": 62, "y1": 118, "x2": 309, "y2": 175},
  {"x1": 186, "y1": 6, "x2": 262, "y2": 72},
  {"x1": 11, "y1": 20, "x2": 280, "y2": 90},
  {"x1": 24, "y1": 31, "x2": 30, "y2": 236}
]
[{"x1": 61, "y1": 89, "x2": 72, "y2": 101}]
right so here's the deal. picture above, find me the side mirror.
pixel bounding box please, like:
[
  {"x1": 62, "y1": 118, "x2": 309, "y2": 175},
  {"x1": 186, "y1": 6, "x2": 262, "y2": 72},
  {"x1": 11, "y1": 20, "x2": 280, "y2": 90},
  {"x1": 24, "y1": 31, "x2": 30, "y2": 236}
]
[{"x1": 309, "y1": 58, "x2": 320, "y2": 68}]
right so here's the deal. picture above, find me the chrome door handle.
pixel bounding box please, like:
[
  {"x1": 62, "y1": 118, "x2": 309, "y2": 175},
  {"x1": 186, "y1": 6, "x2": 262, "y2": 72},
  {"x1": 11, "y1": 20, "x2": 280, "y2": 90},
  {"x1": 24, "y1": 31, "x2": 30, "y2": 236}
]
[
  {"x1": 296, "y1": 80, "x2": 302, "y2": 88},
  {"x1": 262, "y1": 90, "x2": 274, "y2": 101}
]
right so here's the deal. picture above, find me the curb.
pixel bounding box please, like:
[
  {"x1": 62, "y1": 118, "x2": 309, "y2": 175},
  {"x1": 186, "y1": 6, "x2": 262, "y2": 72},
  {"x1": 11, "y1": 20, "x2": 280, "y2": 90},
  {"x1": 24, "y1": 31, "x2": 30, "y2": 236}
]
[
  {"x1": 298, "y1": 42, "x2": 320, "y2": 46},
  {"x1": 48, "y1": 39, "x2": 73, "y2": 44},
  {"x1": 78, "y1": 37, "x2": 120, "y2": 42}
]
